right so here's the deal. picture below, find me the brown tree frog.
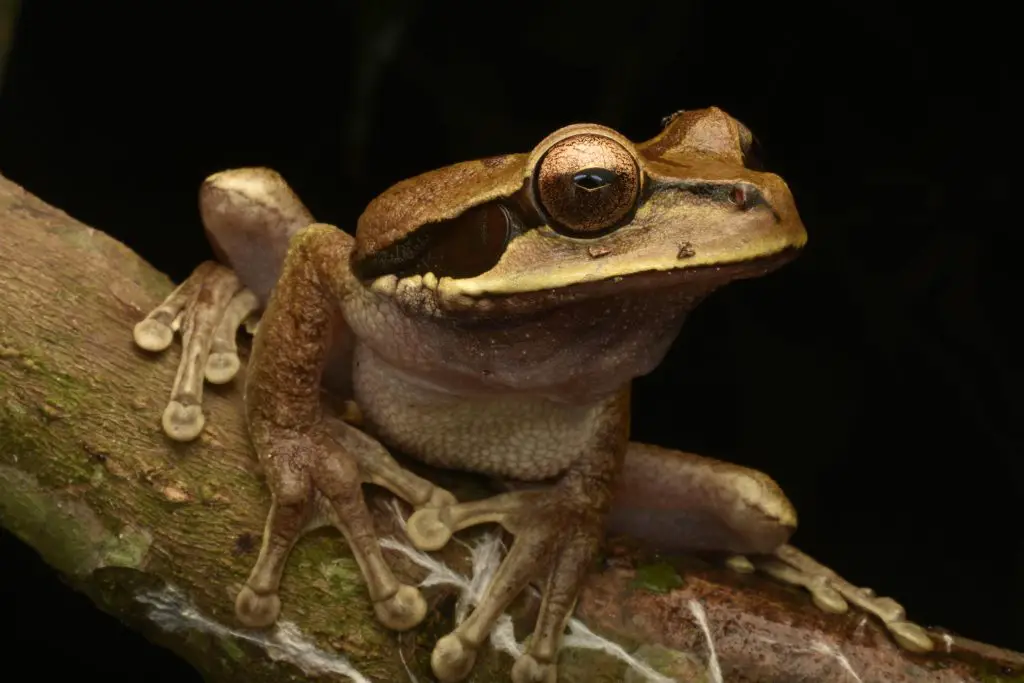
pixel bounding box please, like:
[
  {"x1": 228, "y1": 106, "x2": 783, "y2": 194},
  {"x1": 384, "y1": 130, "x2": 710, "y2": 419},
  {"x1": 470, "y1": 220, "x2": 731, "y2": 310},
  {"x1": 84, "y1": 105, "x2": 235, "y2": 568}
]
[{"x1": 133, "y1": 108, "x2": 932, "y2": 682}]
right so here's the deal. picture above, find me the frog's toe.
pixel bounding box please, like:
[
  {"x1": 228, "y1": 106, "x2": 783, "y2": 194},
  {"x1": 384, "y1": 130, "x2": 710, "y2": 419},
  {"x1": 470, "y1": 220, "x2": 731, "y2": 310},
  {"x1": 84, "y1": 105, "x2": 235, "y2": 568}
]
[
  {"x1": 203, "y1": 288, "x2": 259, "y2": 385},
  {"x1": 406, "y1": 507, "x2": 452, "y2": 551},
  {"x1": 752, "y1": 544, "x2": 934, "y2": 653},
  {"x1": 134, "y1": 265, "x2": 206, "y2": 355},
  {"x1": 235, "y1": 585, "x2": 281, "y2": 628},
  {"x1": 310, "y1": 440, "x2": 435, "y2": 632},
  {"x1": 161, "y1": 400, "x2": 205, "y2": 442},
  {"x1": 373, "y1": 584, "x2": 427, "y2": 631},
  {"x1": 888, "y1": 620, "x2": 934, "y2": 652},
  {"x1": 204, "y1": 351, "x2": 241, "y2": 384},
  {"x1": 133, "y1": 318, "x2": 175, "y2": 351},
  {"x1": 512, "y1": 654, "x2": 557, "y2": 683},
  {"x1": 236, "y1": 482, "x2": 317, "y2": 631},
  {"x1": 431, "y1": 633, "x2": 478, "y2": 683},
  {"x1": 748, "y1": 553, "x2": 849, "y2": 613}
]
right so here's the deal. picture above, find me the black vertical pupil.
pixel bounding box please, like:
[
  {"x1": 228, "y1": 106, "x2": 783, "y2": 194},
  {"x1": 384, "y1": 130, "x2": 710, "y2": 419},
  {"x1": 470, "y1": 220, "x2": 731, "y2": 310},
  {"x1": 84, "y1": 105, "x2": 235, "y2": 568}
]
[{"x1": 573, "y1": 168, "x2": 615, "y2": 190}]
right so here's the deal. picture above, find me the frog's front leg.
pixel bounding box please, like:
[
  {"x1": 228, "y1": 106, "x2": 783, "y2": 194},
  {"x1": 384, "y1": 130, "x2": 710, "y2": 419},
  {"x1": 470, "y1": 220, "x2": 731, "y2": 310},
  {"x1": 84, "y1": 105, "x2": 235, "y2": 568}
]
[
  {"x1": 608, "y1": 443, "x2": 934, "y2": 653},
  {"x1": 133, "y1": 168, "x2": 312, "y2": 440},
  {"x1": 239, "y1": 224, "x2": 454, "y2": 631},
  {"x1": 404, "y1": 393, "x2": 629, "y2": 683}
]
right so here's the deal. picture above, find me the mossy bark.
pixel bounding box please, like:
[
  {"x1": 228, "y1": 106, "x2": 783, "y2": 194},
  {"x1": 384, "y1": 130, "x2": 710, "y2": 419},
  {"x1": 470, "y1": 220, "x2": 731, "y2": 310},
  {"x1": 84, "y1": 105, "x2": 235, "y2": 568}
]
[{"x1": 1, "y1": 174, "x2": 1021, "y2": 682}]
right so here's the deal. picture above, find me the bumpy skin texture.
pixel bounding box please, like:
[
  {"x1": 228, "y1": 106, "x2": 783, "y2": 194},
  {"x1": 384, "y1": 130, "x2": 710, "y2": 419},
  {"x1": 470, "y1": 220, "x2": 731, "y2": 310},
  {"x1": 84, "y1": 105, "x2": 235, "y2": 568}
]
[{"x1": 134, "y1": 108, "x2": 933, "y2": 683}]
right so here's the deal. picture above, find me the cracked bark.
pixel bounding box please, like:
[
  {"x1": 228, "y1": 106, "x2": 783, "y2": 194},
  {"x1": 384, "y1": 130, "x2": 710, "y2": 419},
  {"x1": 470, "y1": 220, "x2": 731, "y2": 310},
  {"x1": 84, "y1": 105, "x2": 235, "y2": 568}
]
[{"x1": 0, "y1": 174, "x2": 1020, "y2": 683}]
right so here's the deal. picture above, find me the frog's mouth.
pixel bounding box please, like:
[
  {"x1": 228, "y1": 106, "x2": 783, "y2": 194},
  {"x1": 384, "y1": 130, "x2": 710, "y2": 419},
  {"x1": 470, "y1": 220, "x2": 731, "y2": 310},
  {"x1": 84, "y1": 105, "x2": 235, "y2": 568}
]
[
  {"x1": 462, "y1": 245, "x2": 803, "y2": 313},
  {"x1": 371, "y1": 245, "x2": 802, "y2": 319}
]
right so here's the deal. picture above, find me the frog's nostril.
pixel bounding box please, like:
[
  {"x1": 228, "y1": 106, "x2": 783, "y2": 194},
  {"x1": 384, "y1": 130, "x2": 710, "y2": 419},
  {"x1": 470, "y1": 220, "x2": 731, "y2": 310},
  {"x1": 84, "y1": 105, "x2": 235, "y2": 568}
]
[{"x1": 730, "y1": 185, "x2": 750, "y2": 209}]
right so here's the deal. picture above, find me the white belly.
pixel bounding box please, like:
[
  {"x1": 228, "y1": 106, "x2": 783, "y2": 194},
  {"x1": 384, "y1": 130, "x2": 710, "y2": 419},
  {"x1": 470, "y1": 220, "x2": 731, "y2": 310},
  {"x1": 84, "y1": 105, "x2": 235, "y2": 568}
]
[{"x1": 351, "y1": 344, "x2": 601, "y2": 481}]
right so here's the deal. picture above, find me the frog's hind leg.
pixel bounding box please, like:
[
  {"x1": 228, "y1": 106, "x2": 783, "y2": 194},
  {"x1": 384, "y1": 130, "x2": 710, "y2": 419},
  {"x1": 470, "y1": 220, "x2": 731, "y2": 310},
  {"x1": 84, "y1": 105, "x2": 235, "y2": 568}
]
[
  {"x1": 133, "y1": 167, "x2": 315, "y2": 441},
  {"x1": 607, "y1": 443, "x2": 798, "y2": 555},
  {"x1": 610, "y1": 443, "x2": 933, "y2": 653}
]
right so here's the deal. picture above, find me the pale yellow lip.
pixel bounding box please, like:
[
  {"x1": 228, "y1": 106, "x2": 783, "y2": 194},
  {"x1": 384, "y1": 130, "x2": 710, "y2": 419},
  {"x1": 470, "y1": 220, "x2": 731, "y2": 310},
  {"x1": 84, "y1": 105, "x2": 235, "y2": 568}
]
[
  {"x1": 367, "y1": 246, "x2": 803, "y2": 320},
  {"x1": 438, "y1": 233, "x2": 806, "y2": 300},
  {"x1": 507, "y1": 245, "x2": 804, "y2": 297}
]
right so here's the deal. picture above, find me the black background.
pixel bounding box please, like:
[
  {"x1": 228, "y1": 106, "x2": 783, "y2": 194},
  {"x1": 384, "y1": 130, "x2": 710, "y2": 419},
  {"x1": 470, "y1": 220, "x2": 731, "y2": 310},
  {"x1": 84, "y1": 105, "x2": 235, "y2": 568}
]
[{"x1": 0, "y1": 2, "x2": 1019, "y2": 681}]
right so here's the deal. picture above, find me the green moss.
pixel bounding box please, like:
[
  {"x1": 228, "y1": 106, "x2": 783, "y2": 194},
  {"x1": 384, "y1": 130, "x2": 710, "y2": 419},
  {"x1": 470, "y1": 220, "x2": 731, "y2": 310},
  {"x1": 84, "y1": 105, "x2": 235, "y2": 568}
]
[
  {"x1": 556, "y1": 646, "x2": 629, "y2": 682},
  {"x1": 318, "y1": 556, "x2": 367, "y2": 597},
  {"x1": 89, "y1": 464, "x2": 106, "y2": 486},
  {"x1": 0, "y1": 398, "x2": 43, "y2": 473},
  {"x1": 99, "y1": 524, "x2": 153, "y2": 568},
  {"x1": 0, "y1": 465, "x2": 149, "y2": 576},
  {"x1": 279, "y1": 532, "x2": 387, "y2": 648},
  {"x1": 625, "y1": 643, "x2": 708, "y2": 682},
  {"x1": 630, "y1": 561, "x2": 684, "y2": 594},
  {"x1": 979, "y1": 667, "x2": 1024, "y2": 683},
  {"x1": 217, "y1": 636, "x2": 247, "y2": 663},
  {"x1": 39, "y1": 398, "x2": 66, "y2": 420},
  {"x1": 46, "y1": 376, "x2": 91, "y2": 410}
]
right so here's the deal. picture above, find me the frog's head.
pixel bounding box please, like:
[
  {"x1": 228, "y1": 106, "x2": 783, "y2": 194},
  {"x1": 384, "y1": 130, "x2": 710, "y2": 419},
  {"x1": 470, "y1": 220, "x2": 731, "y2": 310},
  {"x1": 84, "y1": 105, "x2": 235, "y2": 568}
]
[
  {"x1": 350, "y1": 108, "x2": 806, "y2": 393},
  {"x1": 352, "y1": 106, "x2": 806, "y2": 319}
]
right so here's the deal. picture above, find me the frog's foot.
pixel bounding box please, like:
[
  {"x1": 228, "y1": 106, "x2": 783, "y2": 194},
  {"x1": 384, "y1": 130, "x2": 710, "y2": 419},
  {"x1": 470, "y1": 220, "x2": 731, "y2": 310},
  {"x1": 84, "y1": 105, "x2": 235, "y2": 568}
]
[
  {"x1": 237, "y1": 464, "x2": 429, "y2": 633},
  {"x1": 407, "y1": 488, "x2": 601, "y2": 683},
  {"x1": 133, "y1": 261, "x2": 259, "y2": 441},
  {"x1": 736, "y1": 544, "x2": 933, "y2": 652},
  {"x1": 238, "y1": 420, "x2": 455, "y2": 633}
]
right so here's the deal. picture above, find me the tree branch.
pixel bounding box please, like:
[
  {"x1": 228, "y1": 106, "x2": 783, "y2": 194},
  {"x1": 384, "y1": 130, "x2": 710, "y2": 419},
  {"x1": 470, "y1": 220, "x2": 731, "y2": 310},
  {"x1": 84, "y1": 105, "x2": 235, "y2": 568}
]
[{"x1": 0, "y1": 174, "x2": 1020, "y2": 682}]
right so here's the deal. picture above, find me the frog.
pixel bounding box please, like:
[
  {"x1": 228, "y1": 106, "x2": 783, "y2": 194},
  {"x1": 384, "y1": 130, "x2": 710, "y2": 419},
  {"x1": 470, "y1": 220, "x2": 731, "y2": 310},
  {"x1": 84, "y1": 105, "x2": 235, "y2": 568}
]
[{"x1": 133, "y1": 107, "x2": 932, "y2": 682}]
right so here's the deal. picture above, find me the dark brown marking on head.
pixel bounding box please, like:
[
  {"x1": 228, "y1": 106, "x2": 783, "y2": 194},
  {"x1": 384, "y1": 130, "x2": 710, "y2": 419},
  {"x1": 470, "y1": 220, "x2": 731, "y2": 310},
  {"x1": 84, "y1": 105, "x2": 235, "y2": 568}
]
[
  {"x1": 354, "y1": 200, "x2": 532, "y2": 281},
  {"x1": 353, "y1": 154, "x2": 529, "y2": 268}
]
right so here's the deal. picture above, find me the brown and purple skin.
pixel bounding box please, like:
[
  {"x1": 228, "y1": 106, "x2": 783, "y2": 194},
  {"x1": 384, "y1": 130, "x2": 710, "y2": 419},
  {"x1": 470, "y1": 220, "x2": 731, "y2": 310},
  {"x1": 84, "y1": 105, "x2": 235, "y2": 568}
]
[{"x1": 133, "y1": 108, "x2": 932, "y2": 683}]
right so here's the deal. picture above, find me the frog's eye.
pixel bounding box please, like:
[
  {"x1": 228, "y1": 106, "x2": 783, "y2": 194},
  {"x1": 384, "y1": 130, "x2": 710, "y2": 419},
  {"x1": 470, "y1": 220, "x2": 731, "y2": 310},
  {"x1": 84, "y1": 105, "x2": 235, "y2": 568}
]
[{"x1": 534, "y1": 133, "x2": 641, "y2": 237}]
